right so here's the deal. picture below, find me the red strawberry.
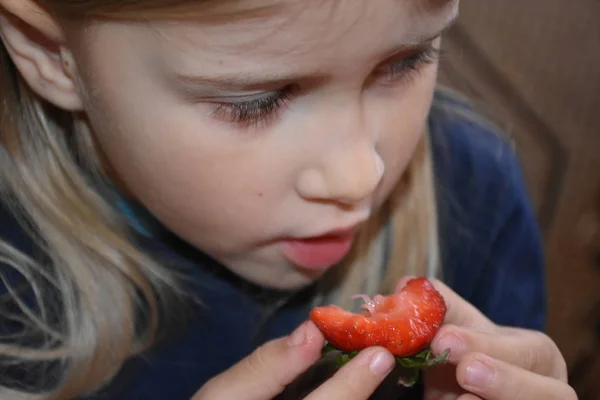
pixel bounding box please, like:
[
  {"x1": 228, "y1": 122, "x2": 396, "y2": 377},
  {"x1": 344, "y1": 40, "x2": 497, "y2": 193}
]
[{"x1": 310, "y1": 277, "x2": 447, "y2": 357}]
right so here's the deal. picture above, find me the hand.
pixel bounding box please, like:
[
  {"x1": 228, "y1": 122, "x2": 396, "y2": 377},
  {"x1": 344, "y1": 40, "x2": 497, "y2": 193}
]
[
  {"x1": 192, "y1": 320, "x2": 396, "y2": 400},
  {"x1": 393, "y1": 279, "x2": 577, "y2": 400}
]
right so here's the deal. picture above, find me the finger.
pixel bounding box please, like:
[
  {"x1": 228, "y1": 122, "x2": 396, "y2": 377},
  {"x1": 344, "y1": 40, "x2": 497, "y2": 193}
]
[
  {"x1": 306, "y1": 347, "x2": 395, "y2": 400},
  {"x1": 456, "y1": 353, "x2": 578, "y2": 400},
  {"x1": 193, "y1": 321, "x2": 325, "y2": 400},
  {"x1": 431, "y1": 325, "x2": 568, "y2": 380},
  {"x1": 429, "y1": 280, "x2": 495, "y2": 331}
]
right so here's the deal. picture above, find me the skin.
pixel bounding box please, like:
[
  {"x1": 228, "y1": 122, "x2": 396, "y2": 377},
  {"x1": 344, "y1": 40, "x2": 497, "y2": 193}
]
[
  {"x1": 193, "y1": 279, "x2": 577, "y2": 400},
  {"x1": 68, "y1": 1, "x2": 454, "y2": 290},
  {"x1": 0, "y1": 0, "x2": 577, "y2": 399}
]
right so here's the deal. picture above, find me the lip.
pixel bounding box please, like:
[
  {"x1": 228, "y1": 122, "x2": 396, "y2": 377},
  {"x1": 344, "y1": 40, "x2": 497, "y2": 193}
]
[{"x1": 280, "y1": 224, "x2": 360, "y2": 271}]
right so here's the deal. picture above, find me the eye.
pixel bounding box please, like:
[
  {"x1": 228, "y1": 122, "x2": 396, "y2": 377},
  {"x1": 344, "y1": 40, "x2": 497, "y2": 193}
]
[
  {"x1": 212, "y1": 86, "x2": 295, "y2": 130},
  {"x1": 376, "y1": 45, "x2": 441, "y2": 84}
]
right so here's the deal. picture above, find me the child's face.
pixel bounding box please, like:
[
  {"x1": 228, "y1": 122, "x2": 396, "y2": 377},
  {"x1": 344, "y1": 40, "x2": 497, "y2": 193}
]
[{"x1": 74, "y1": 0, "x2": 458, "y2": 289}]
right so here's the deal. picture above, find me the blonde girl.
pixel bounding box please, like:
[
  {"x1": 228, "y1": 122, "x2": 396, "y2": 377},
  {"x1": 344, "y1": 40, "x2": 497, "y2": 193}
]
[{"x1": 0, "y1": 1, "x2": 574, "y2": 399}]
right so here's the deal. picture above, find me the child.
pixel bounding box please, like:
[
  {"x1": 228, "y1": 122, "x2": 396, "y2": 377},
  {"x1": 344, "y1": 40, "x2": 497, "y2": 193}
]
[{"x1": 0, "y1": 0, "x2": 575, "y2": 399}]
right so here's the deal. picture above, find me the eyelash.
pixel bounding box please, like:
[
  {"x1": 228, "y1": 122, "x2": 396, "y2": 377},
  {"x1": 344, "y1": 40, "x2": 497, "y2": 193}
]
[
  {"x1": 381, "y1": 46, "x2": 441, "y2": 82},
  {"x1": 213, "y1": 45, "x2": 441, "y2": 129},
  {"x1": 213, "y1": 90, "x2": 294, "y2": 130}
]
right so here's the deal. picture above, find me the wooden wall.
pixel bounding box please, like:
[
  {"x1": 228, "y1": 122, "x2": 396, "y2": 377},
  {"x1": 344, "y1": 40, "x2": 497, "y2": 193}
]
[{"x1": 438, "y1": 1, "x2": 600, "y2": 397}]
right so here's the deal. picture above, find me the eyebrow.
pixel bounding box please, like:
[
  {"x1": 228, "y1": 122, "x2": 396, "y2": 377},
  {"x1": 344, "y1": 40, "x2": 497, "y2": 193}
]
[
  {"x1": 171, "y1": 13, "x2": 458, "y2": 93},
  {"x1": 402, "y1": 12, "x2": 458, "y2": 48}
]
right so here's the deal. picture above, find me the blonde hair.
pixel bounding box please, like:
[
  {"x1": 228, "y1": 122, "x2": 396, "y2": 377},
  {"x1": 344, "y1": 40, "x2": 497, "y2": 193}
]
[{"x1": 0, "y1": 1, "x2": 439, "y2": 399}]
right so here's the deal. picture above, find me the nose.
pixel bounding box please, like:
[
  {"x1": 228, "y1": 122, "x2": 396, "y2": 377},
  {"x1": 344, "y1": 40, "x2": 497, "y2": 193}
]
[{"x1": 296, "y1": 138, "x2": 385, "y2": 206}]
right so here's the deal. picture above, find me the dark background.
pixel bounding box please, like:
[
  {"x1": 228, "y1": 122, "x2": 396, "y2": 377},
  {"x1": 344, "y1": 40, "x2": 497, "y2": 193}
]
[{"x1": 438, "y1": 1, "x2": 600, "y2": 398}]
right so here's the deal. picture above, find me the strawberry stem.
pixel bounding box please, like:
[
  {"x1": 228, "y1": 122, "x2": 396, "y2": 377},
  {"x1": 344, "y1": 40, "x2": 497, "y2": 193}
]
[
  {"x1": 320, "y1": 344, "x2": 451, "y2": 388},
  {"x1": 351, "y1": 294, "x2": 376, "y2": 316}
]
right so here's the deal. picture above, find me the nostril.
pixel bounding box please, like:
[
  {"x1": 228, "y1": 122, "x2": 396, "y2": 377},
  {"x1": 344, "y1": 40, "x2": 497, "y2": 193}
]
[{"x1": 296, "y1": 168, "x2": 327, "y2": 200}]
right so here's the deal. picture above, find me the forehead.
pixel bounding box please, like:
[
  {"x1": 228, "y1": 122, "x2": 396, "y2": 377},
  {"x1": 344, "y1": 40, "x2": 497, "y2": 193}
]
[{"x1": 147, "y1": 0, "x2": 456, "y2": 58}]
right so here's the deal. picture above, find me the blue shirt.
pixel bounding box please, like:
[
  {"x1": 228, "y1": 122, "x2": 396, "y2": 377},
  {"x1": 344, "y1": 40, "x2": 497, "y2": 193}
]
[{"x1": 0, "y1": 88, "x2": 547, "y2": 399}]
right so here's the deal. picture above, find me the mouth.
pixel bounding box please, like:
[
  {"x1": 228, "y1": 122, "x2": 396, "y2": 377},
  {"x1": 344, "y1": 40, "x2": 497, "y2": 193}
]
[{"x1": 279, "y1": 224, "x2": 360, "y2": 271}]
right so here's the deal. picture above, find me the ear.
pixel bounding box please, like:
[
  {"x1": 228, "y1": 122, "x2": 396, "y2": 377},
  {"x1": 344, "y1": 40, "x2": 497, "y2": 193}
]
[{"x1": 0, "y1": 0, "x2": 83, "y2": 111}]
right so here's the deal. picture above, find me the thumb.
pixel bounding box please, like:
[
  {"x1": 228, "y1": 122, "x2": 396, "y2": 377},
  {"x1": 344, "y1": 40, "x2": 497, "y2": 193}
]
[{"x1": 193, "y1": 321, "x2": 325, "y2": 400}]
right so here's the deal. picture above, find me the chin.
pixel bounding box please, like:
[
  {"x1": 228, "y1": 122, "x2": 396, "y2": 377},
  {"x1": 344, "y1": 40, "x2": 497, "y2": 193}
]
[
  {"x1": 278, "y1": 269, "x2": 326, "y2": 290},
  {"x1": 260, "y1": 270, "x2": 324, "y2": 291},
  {"x1": 230, "y1": 261, "x2": 327, "y2": 291}
]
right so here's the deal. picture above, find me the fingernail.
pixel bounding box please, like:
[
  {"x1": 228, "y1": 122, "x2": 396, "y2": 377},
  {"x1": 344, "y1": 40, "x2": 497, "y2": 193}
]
[
  {"x1": 436, "y1": 333, "x2": 464, "y2": 357},
  {"x1": 287, "y1": 322, "x2": 307, "y2": 347},
  {"x1": 465, "y1": 360, "x2": 494, "y2": 389},
  {"x1": 369, "y1": 351, "x2": 395, "y2": 375}
]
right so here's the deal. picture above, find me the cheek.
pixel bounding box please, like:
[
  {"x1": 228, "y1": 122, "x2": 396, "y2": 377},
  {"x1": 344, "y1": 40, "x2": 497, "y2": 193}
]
[
  {"x1": 376, "y1": 70, "x2": 437, "y2": 190},
  {"x1": 75, "y1": 31, "x2": 269, "y2": 224},
  {"x1": 84, "y1": 85, "x2": 292, "y2": 245}
]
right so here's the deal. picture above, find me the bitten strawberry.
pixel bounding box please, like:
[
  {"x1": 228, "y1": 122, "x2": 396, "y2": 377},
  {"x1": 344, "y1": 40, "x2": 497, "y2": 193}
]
[
  {"x1": 310, "y1": 277, "x2": 449, "y2": 386},
  {"x1": 310, "y1": 277, "x2": 446, "y2": 356}
]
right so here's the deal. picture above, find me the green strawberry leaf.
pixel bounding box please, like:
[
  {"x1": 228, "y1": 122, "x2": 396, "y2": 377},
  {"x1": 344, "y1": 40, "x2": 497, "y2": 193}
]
[
  {"x1": 321, "y1": 343, "x2": 450, "y2": 387},
  {"x1": 396, "y1": 348, "x2": 450, "y2": 368},
  {"x1": 322, "y1": 343, "x2": 338, "y2": 354}
]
